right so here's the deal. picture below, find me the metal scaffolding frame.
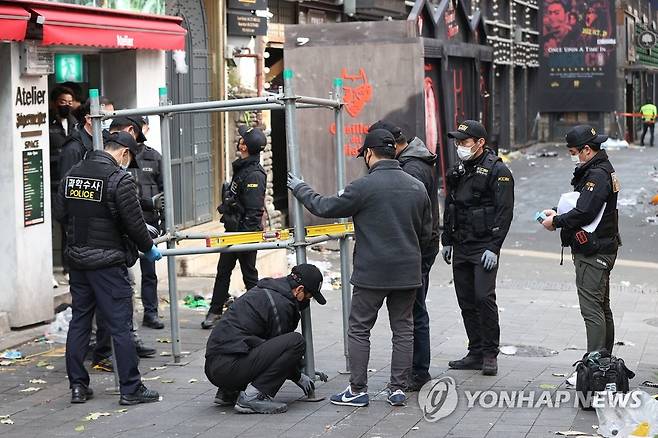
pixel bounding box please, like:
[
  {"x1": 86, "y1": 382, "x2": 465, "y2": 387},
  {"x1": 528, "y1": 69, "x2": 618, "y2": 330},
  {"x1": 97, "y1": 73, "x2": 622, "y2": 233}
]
[{"x1": 87, "y1": 70, "x2": 352, "y2": 383}]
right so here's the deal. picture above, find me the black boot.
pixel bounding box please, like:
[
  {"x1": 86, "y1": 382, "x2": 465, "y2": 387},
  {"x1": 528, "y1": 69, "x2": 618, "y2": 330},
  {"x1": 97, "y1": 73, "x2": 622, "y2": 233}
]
[
  {"x1": 406, "y1": 373, "x2": 432, "y2": 392},
  {"x1": 448, "y1": 354, "x2": 483, "y2": 370},
  {"x1": 71, "y1": 385, "x2": 94, "y2": 403},
  {"x1": 201, "y1": 312, "x2": 222, "y2": 329},
  {"x1": 234, "y1": 385, "x2": 287, "y2": 414},
  {"x1": 120, "y1": 384, "x2": 160, "y2": 405},
  {"x1": 142, "y1": 313, "x2": 164, "y2": 330},
  {"x1": 482, "y1": 356, "x2": 498, "y2": 376},
  {"x1": 134, "y1": 338, "x2": 156, "y2": 358},
  {"x1": 214, "y1": 388, "x2": 239, "y2": 406}
]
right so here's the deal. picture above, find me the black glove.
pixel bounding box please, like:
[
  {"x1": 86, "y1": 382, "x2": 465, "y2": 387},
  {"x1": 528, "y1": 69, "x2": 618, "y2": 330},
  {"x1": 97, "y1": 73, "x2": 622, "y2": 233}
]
[
  {"x1": 140, "y1": 197, "x2": 155, "y2": 211},
  {"x1": 295, "y1": 373, "x2": 315, "y2": 397}
]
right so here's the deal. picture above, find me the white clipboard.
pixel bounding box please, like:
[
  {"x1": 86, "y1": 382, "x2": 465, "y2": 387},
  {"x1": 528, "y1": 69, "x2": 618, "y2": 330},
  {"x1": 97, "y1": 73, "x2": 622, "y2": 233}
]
[{"x1": 557, "y1": 192, "x2": 606, "y2": 233}]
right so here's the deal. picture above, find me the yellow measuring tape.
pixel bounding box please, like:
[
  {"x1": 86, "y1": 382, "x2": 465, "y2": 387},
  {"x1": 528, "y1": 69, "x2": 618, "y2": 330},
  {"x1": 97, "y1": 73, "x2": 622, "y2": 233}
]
[{"x1": 205, "y1": 222, "x2": 353, "y2": 248}]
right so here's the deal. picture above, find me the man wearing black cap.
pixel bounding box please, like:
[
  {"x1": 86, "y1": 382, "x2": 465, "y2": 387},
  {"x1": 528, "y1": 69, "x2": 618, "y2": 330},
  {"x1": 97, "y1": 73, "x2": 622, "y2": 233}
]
[
  {"x1": 204, "y1": 264, "x2": 325, "y2": 414},
  {"x1": 443, "y1": 120, "x2": 514, "y2": 376},
  {"x1": 287, "y1": 129, "x2": 432, "y2": 407},
  {"x1": 54, "y1": 131, "x2": 162, "y2": 405},
  {"x1": 126, "y1": 116, "x2": 166, "y2": 330},
  {"x1": 202, "y1": 126, "x2": 268, "y2": 329},
  {"x1": 541, "y1": 125, "x2": 620, "y2": 354},
  {"x1": 368, "y1": 120, "x2": 440, "y2": 391}
]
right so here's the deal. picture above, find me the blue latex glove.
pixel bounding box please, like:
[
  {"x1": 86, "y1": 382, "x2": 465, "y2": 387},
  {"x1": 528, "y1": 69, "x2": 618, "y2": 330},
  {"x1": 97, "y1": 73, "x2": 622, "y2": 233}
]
[
  {"x1": 481, "y1": 250, "x2": 498, "y2": 271},
  {"x1": 145, "y1": 244, "x2": 162, "y2": 262},
  {"x1": 441, "y1": 245, "x2": 452, "y2": 264},
  {"x1": 287, "y1": 172, "x2": 304, "y2": 191}
]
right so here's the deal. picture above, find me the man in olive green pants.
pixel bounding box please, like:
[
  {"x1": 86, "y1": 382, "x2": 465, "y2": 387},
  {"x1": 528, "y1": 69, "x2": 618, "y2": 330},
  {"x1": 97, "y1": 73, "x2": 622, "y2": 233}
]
[{"x1": 542, "y1": 125, "x2": 621, "y2": 353}]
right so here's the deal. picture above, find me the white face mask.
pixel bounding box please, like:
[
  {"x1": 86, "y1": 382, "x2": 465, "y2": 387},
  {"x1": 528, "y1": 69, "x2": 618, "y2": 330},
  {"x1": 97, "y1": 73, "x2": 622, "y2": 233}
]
[
  {"x1": 101, "y1": 118, "x2": 112, "y2": 130},
  {"x1": 457, "y1": 146, "x2": 475, "y2": 161},
  {"x1": 570, "y1": 154, "x2": 581, "y2": 165},
  {"x1": 119, "y1": 151, "x2": 130, "y2": 170}
]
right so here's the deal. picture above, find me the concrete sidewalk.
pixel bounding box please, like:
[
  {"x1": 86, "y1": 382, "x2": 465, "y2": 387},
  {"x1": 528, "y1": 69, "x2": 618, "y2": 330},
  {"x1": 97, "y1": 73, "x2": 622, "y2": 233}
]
[{"x1": 1, "y1": 248, "x2": 657, "y2": 438}]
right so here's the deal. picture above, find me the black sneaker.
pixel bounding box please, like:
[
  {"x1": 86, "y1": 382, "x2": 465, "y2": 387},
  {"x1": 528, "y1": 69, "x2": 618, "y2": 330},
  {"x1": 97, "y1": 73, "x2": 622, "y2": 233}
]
[
  {"x1": 234, "y1": 391, "x2": 287, "y2": 414},
  {"x1": 448, "y1": 354, "x2": 483, "y2": 370},
  {"x1": 201, "y1": 312, "x2": 221, "y2": 329},
  {"x1": 119, "y1": 384, "x2": 160, "y2": 405},
  {"x1": 214, "y1": 388, "x2": 239, "y2": 406},
  {"x1": 71, "y1": 385, "x2": 94, "y2": 403},
  {"x1": 482, "y1": 356, "x2": 498, "y2": 376},
  {"x1": 91, "y1": 357, "x2": 113, "y2": 373},
  {"x1": 134, "y1": 338, "x2": 156, "y2": 358},
  {"x1": 142, "y1": 314, "x2": 164, "y2": 330}
]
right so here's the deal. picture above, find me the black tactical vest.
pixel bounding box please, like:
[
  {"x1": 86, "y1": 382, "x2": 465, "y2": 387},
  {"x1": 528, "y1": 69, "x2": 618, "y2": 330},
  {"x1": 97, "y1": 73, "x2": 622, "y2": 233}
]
[
  {"x1": 447, "y1": 149, "x2": 501, "y2": 239},
  {"x1": 64, "y1": 154, "x2": 124, "y2": 250}
]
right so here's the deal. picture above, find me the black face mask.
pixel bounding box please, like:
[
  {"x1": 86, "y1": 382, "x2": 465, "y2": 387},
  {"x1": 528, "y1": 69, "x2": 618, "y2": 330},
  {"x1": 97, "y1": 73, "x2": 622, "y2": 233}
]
[{"x1": 57, "y1": 105, "x2": 70, "y2": 118}]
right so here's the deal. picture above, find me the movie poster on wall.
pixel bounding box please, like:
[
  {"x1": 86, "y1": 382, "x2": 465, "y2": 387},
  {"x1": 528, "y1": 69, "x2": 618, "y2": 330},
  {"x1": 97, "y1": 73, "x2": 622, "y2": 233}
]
[{"x1": 538, "y1": 0, "x2": 617, "y2": 112}]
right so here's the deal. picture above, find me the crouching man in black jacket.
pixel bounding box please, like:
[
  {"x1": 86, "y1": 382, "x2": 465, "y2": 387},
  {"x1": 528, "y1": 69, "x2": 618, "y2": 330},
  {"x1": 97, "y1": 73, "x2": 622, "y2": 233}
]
[
  {"x1": 204, "y1": 264, "x2": 326, "y2": 414},
  {"x1": 54, "y1": 131, "x2": 162, "y2": 405}
]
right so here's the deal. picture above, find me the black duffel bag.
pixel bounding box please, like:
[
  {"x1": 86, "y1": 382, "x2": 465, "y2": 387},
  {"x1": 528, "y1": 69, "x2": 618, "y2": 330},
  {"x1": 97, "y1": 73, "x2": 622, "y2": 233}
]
[{"x1": 574, "y1": 349, "x2": 635, "y2": 409}]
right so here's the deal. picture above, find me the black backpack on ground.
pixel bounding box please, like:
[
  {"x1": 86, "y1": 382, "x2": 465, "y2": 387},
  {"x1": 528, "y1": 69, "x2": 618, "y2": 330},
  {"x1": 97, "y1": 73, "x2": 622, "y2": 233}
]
[{"x1": 574, "y1": 349, "x2": 635, "y2": 409}]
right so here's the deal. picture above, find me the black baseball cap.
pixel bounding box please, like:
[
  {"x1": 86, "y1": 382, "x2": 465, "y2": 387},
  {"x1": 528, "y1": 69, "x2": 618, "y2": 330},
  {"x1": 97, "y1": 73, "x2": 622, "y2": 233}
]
[
  {"x1": 289, "y1": 264, "x2": 326, "y2": 305},
  {"x1": 447, "y1": 120, "x2": 487, "y2": 140},
  {"x1": 368, "y1": 120, "x2": 404, "y2": 143},
  {"x1": 565, "y1": 124, "x2": 608, "y2": 149},
  {"x1": 238, "y1": 125, "x2": 267, "y2": 154},
  {"x1": 356, "y1": 128, "x2": 396, "y2": 157},
  {"x1": 107, "y1": 131, "x2": 139, "y2": 168},
  {"x1": 110, "y1": 116, "x2": 147, "y2": 143}
]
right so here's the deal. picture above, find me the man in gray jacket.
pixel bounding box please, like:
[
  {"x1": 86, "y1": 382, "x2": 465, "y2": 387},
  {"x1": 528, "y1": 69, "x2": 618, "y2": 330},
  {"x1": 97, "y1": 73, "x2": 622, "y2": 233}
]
[
  {"x1": 369, "y1": 121, "x2": 440, "y2": 391},
  {"x1": 287, "y1": 129, "x2": 432, "y2": 407}
]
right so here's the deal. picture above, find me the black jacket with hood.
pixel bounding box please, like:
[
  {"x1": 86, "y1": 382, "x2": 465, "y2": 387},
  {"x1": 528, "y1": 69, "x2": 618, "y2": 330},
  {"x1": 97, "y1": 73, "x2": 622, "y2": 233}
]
[
  {"x1": 205, "y1": 277, "x2": 307, "y2": 358},
  {"x1": 397, "y1": 137, "x2": 441, "y2": 252}
]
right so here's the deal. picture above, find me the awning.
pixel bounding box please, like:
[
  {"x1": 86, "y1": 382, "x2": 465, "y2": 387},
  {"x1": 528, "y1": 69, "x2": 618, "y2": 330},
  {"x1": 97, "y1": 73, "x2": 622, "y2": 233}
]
[
  {"x1": 0, "y1": 4, "x2": 30, "y2": 41},
  {"x1": 26, "y1": 2, "x2": 186, "y2": 50}
]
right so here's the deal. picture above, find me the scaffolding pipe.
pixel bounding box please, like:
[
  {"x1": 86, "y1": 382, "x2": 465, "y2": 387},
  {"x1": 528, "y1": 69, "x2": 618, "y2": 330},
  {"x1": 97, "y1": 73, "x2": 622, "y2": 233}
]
[
  {"x1": 175, "y1": 102, "x2": 324, "y2": 115},
  {"x1": 101, "y1": 95, "x2": 285, "y2": 119},
  {"x1": 283, "y1": 69, "x2": 315, "y2": 379},
  {"x1": 332, "y1": 78, "x2": 352, "y2": 373},
  {"x1": 89, "y1": 89, "x2": 103, "y2": 151},
  {"x1": 159, "y1": 88, "x2": 182, "y2": 363},
  {"x1": 296, "y1": 96, "x2": 342, "y2": 109}
]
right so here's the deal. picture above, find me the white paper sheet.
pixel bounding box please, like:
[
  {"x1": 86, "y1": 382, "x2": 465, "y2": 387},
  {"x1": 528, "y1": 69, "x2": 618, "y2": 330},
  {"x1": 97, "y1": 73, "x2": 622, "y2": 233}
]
[{"x1": 557, "y1": 191, "x2": 606, "y2": 233}]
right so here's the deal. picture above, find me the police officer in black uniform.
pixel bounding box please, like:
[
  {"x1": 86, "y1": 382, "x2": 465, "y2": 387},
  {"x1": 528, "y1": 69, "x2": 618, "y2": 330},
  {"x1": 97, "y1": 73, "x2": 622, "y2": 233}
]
[
  {"x1": 205, "y1": 264, "x2": 326, "y2": 414},
  {"x1": 541, "y1": 125, "x2": 620, "y2": 354},
  {"x1": 54, "y1": 131, "x2": 162, "y2": 405},
  {"x1": 202, "y1": 126, "x2": 267, "y2": 329},
  {"x1": 442, "y1": 120, "x2": 514, "y2": 376},
  {"x1": 127, "y1": 117, "x2": 165, "y2": 329}
]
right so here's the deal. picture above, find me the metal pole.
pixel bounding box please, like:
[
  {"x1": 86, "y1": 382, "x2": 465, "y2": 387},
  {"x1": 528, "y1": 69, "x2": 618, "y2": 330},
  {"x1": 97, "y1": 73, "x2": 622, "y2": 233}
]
[
  {"x1": 177, "y1": 102, "x2": 324, "y2": 115},
  {"x1": 105, "y1": 95, "x2": 284, "y2": 119},
  {"x1": 333, "y1": 78, "x2": 352, "y2": 374},
  {"x1": 283, "y1": 69, "x2": 315, "y2": 378},
  {"x1": 159, "y1": 87, "x2": 182, "y2": 363},
  {"x1": 295, "y1": 96, "x2": 341, "y2": 109},
  {"x1": 89, "y1": 89, "x2": 103, "y2": 151}
]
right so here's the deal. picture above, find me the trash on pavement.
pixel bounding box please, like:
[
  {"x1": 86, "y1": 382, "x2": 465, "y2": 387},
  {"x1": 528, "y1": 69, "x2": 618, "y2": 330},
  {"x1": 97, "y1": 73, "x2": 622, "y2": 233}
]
[
  {"x1": 156, "y1": 338, "x2": 171, "y2": 343},
  {"x1": 615, "y1": 340, "x2": 636, "y2": 347},
  {"x1": 596, "y1": 390, "x2": 658, "y2": 438},
  {"x1": 0, "y1": 350, "x2": 22, "y2": 360},
  {"x1": 161, "y1": 379, "x2": 174, "y2": 383},
  {"x1": 150, "y1": 366, "x2": 167, "y2": 371},
  {"x1": 74, "y1": 425, "x2": 85, "y2": 432},
  {"x1": 0, "y1": 361, "x2": 13, "y2": 367},
  {"x1": 83, "y1": 412, "x2": 111, "y2": 421},
  {"x1": 0, "y1": 417, "x2": 14, "y2": 425},
  {"x1": 45, "y1": 307, "x2": 73, "y2": 344},
  {"x1": 552, "y1": 373, "x2": 568, "y2": 378},
  {"x1": 540, "y1": 383, "x2": 557, "y2": 390},
  {"x1": 641, "y1": 381, "x2": 658, "y2": 388},
  {"x1": 160, "y1": 351, "x2": 171, "y2": 357},
  {"x1": 189, "y1": 379, "x2": 198, "y2": 383},
  {"x1": 646, "y1": 216, "x2": 658, "y2": 225},
  {"x1": 115, "y1": 409, "x2": 128, "y2": 413},
  {"x1": 182, "y1": 295, "x2": 209, "y2": 309},
  {"x1": 500, "y1": 345, "x2": 518, "y2": 355},
  {"x1": 539, "y1": 151, "x2": 559, "y2": 157},
  {"x1": 566, "y1": 371, "x2": 577, "y2": 386},
  {"x1": 19, "y1": 387, "x2": 40, "y2": 392},
  {"x1": 35, "y1": 361, "x2": 50, "y2": 367},
  {"x1": 142, "y1": 376, "x2": 160, "y2": 381},
  {"x1": 28, "y1": 379, "x2": 46, "y2": 384},
  {"x1": 554, "y1": 431, "x2": 590, "y2": 436}
]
